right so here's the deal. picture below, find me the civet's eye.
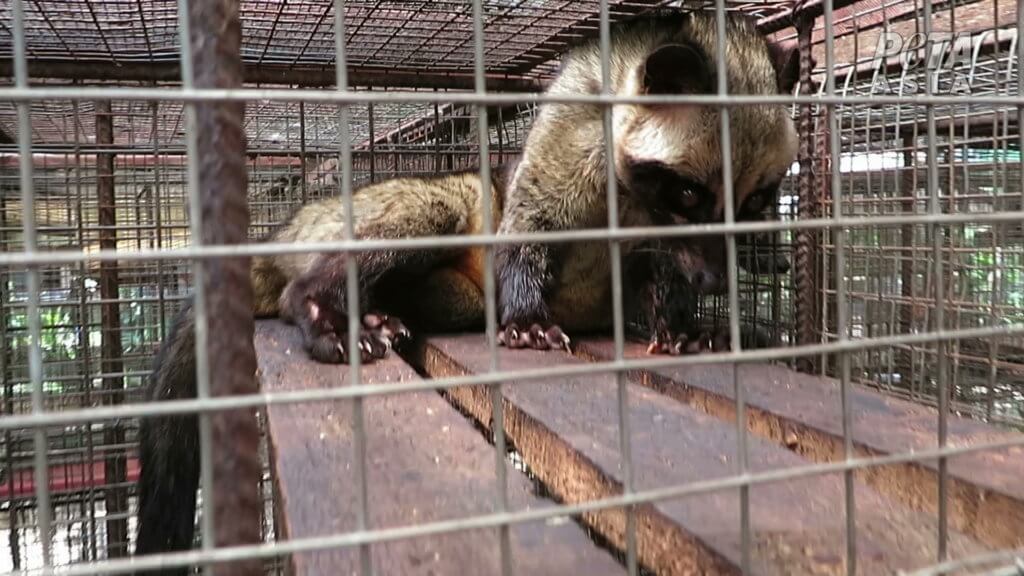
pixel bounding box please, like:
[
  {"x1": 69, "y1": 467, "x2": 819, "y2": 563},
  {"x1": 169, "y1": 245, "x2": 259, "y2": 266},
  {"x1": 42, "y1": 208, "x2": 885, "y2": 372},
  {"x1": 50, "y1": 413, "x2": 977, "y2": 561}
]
[
  {"x1": 740, "y1": 184, "x2": 780, "y2": 218},
  {"x1": 679, "y1": 187, "x2": 700, "y2": 209},
  {"x1": 627, "y1": 159, "x2": 708, "y2": 218},
  {"x1": 744, "y1": 192, "x2": 765, "y2": 214}
]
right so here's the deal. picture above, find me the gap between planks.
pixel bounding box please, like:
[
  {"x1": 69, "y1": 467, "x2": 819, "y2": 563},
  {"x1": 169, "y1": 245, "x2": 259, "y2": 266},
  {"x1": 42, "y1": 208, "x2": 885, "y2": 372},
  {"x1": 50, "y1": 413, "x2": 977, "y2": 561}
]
[
  {"x1": 574, "y1": 339, "x2": 1024, "y2": 552},
  {"x1": 413, "y1": 335, "x2": 1012, "y2": 576},
  {"x1": 254, "y1": 320, "x2": 626, "y2": 576}
]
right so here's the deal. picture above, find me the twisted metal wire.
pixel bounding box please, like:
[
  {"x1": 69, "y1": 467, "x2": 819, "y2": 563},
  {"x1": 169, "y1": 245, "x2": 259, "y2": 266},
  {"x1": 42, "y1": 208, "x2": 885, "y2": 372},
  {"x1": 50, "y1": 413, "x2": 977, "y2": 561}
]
[{"x1": 794, "y1": 5, "x2": 819, "y2": 372}]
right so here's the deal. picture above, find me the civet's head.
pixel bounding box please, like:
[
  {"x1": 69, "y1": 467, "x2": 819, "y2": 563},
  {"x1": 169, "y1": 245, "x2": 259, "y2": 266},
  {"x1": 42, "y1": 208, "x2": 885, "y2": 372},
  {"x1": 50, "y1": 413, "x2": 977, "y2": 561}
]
[{"x1": 613, "y1": 12, "x2": 802, "y2": 294}]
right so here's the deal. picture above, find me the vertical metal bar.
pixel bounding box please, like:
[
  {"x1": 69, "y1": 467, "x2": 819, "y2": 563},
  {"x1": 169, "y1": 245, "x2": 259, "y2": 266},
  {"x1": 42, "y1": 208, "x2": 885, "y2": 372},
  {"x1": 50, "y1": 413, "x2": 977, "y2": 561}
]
[
  {"x1": 1018, "y1": 0, "x2": 1023, "y2": 297},
  {"x1": 432, "y1": 98, "x2": 441, "y2": 174},
  {"x1": 795, "y1": 14, "x2": 818, "y2": 374},
  {"x1": 71, "y1": 97, "x2": 99, "y2": 563},
  {"x1": 597, "y1": 2, "x2": 636, "y2": 573},
  {"x1": 447, "y1": 103, "x2": 456, "y2": 171},
  {"x1": 333, "y1": 4, "x2": 372, "y2": 575},
  {"x1": 175, "y1": 0, "x2": 216, "y2": 567},
  {"x1": 899, "y1": 129, "x2": 915, "y2": 380},
  {"x1": 299, "y1": 101, "x2": 308, "y2": 203},
  {"x1": 60, "y1": 144, "x2": 82, "y2": 564},
  {"x1": 985, "y1": 20, "x2": 1007, "y2": 420},
  {"x1": 944, "y1": 3, "x2": 962, "y2": 406},
  {"x1": 921, "y1": 0, "x2": 949, "y2": 561},
  {"x1": 95, "y1": 100, "x2": 130, "y2": 559},
  {"x1": 712, "y1": 2, "x2": 749, "y2": 572},
  {"x1": 0, "y1": 139, "x2": 21, "y2": 574},
  {"x1": 395, "y1": 119, "x2": 404, "y2": 176},
  {"x1": 1014, "y1": 0, "x2": 1024, "y2": 425},
  {"x1": 818, "y1": 77, "x2": 832, "y2": 377},
  {"x1": 469, "y1": 1, "x2": 511, "y2": 574},
  {"x1": 368, "y1": 101, "x2": 377, "y2": 183},
  {"x1": 186, "y1": 1, "x2": 262, "y2": 574},
  {"x1": 907, "y1": 5, "x2": 923, "y2": 401},
  {"x1": 824, "y1": 0, "x2": 857, "y2": 571},
  {"x1": 497, "y1": 107, "x2": 504, "y2": 167},
  {"x1": 10, "y1": 0, "x2": 52, "y2": 568},
  {"x1": 152, "y1": 101, "x2": 168, "y2": 341},
  {"x1": 882, "y1": 4, "x2": 897, "y2": 384}
]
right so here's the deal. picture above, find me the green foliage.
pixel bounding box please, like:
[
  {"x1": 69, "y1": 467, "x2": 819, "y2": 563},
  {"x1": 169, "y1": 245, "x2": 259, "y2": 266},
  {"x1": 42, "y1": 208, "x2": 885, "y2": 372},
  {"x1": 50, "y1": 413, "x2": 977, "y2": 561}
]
[{"x1": 3, "y1": 281, "x2": 168, "y2": 398}]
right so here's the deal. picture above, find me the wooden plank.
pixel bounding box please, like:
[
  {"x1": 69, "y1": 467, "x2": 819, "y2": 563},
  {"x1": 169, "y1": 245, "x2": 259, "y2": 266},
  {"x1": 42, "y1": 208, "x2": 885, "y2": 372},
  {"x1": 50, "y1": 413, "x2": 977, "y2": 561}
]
[
  {"x1": 417, "y1": 335, "x2": 991, "y2": 576},
  {"x1": 577, "y1": 340, "x2": 1024, "y2": 551},
  {"x1": 254, "y1": 320, "x2": 625, "y2": 576}
]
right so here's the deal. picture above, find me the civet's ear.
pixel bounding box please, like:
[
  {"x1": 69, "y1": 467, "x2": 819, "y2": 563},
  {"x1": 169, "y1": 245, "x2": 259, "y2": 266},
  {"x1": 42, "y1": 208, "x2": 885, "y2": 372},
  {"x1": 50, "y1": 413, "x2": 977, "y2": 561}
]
[
  {"x1": 641, "y1": 41, "x2": 713, "y2": 95},
  {"x1": 767, "y1": 38, "x2": 804, "y2": 94}
]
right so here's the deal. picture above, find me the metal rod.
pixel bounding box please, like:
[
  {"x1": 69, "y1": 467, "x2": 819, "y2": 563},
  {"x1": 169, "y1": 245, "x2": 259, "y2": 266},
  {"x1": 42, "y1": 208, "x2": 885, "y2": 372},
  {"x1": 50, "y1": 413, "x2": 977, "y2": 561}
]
[
  {"x1": 1, "y1": 210, "x2": 1022, "y2": 268},
  {"x1": 187, "y1": 0, "x2": 262, "y2": 573},
  {"x1": 11, "y1": 0, "x2": 53, "y2": 568},
  {"x1": 920, "y1": 0, "x2": 950, "y2": 561},
  {"x1": 94, "y1": 99, "x2": 129, "y2": 559},
  {"x1": 824, "y1": 0, "x2": 857, "y2": 570},
  {"x1": 333, "y1": 3, "x2": 373, "y2": 575},
  {"x1": 795, "y1": 12, "x2": 818, "y2": 373},
  {"x1": 2, "y1": 435, "x2": 1022, "y2": 576},
  {"x1": 174, "y1": 0, "x2": 216, "y2": 566},
  {"x1": 596, "y1": 0, "x2": 636, "y2": 572},
  {"x1": 299, "y1": 100, "x2": 308, "y2": 202},
  {"x1": 12, "y1": 86, "x2": 1024, "y2": 106},
  {"x1": 0, "y1": 321, "x2": 1015, "y2": 435},
  {"x1": 712, "y1": 1, "x2": 749, "y2": 571},
  {"x1": 0, "y1": 59, "x2": 546, "y2": 91},
  {"x1": 469, "y1": 0, "x2": 511, "y2": 574}
]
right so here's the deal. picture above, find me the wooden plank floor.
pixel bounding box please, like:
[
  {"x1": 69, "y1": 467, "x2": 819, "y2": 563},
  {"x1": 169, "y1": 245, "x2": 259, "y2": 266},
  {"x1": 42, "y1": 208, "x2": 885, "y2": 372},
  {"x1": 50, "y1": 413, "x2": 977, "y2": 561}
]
[
  {"x1": 254, "y1": 319, "x2": 1024, "y2": 575},
  {"x1": 416, "y1": 335, "x2": 1012, "y2": 576},
  {"x1": 577, "y1": 340, "x2": 1024, "y2": 550},
  {"x1": 255, "y1": 320, "x2": 625, "y2": 576}
]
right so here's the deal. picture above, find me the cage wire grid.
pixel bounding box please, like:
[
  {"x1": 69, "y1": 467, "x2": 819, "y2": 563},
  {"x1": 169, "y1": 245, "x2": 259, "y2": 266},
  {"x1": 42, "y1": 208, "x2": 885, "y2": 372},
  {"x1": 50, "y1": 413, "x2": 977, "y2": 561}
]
[{"x1": 0, "y1": 0, "x2": 1022, "y2": 575}]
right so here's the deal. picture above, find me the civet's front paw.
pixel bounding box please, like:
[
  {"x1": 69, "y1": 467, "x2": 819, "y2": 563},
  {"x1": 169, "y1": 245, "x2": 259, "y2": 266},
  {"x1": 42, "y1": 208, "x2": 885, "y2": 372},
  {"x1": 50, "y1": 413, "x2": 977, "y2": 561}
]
[{"x1": 498, "y1": 322, "x2": 572, "y2": 352}]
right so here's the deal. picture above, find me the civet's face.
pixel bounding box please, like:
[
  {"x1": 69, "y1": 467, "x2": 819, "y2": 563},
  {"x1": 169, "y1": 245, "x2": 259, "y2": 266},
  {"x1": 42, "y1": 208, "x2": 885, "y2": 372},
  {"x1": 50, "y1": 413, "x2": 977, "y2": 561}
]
[{"x1": 615, "y1": 19, "x2": 800, "y2": 293}]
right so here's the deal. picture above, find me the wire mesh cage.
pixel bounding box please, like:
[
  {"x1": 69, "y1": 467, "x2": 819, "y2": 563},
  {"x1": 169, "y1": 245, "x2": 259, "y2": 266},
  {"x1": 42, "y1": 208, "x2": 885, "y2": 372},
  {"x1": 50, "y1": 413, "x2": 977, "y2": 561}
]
[{"x1": 0, "y1": 0, "x2": 1022, "y2": 575}]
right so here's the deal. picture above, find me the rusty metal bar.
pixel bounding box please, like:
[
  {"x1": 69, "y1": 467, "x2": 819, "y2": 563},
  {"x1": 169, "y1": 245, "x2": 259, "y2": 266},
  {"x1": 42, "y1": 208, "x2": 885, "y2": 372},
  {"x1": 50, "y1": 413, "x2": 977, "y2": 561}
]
[
  {"x1": 95, "y1": 99, "x2": 130, "y2": 559},
  {"x1": 185, "y1": 0, "x2": 261, "y2": 571},
  {"x1": 0, "y1": 59, "x2": 547, "y2": 91},
  {"x1": 794, "y1": 11, "x2": 819, "y2": 373},
  {"x1": 921, "y1": 0, "x2": 950, "y2": 560},
  {"x1": 758, "y1": 0, "x2": 864, "y2": 33}
]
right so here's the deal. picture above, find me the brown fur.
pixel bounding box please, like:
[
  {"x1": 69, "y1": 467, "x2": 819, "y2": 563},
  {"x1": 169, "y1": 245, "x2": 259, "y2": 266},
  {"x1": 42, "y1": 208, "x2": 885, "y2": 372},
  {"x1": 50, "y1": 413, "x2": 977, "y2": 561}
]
[
  {"x1": 268, "y1": 169, "x2": 505, "y2": 333},
  {"x1": 250, "y1": 11, "x2": 800, "y2": 345},
  {"x1": 135, "y1": 11, "x2": 803, "y2": 567},
  {"x1": 496, "y1": 11, "x2": 800, "y2": 333}
]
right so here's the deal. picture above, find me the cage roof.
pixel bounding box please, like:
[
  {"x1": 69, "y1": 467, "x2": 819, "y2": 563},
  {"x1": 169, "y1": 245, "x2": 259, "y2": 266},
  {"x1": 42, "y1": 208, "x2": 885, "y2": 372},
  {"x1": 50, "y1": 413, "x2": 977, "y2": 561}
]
[
  {"x1": 1, "y1": 0, "x2": 792, "y2": 84},
  {"x1": 0, "y1": 0, "x2": 1015, "y2": 151}
]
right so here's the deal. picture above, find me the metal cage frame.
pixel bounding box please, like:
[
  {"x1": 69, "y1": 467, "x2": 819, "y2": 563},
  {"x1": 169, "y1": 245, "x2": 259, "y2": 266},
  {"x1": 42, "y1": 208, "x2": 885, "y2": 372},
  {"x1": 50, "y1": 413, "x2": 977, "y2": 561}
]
[{"x1": 1, "y1": 0, "x2": 1024, "y2": 575}]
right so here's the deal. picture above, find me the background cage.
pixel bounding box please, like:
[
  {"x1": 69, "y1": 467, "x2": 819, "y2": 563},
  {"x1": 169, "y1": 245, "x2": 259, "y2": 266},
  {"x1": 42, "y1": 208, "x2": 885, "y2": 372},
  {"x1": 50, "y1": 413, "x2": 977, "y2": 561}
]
[{"x1": 0, "y1": 0, "x2": 1022, "y2": 574}]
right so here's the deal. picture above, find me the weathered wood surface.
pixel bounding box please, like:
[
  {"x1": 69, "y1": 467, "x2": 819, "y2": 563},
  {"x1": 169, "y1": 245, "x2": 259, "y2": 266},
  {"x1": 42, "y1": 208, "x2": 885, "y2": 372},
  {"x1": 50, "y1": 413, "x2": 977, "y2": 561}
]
[
  {"x1": 254, "y1": 320, "x2": 625, "y2": 576},
  {"x1": 418, "y1": 335, "x2": 991, "y2": 576},
  {"x1": 577, "y1": 339, "x2": 1024, "y2": 550}
]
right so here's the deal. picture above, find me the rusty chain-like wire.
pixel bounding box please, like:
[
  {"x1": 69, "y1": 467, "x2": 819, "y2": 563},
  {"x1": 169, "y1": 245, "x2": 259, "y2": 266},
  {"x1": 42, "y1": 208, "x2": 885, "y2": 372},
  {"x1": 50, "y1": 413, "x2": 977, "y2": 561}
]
[{"x1": 793, "y1": 2, "x2": 820, "y2": 373}]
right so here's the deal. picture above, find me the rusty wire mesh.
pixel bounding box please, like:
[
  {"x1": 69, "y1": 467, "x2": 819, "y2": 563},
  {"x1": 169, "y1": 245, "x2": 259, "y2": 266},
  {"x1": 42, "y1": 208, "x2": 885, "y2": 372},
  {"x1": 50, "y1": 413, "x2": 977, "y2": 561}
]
[{"x1": 0, "y1": 0, "x2": 1022, "y2": 575}]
